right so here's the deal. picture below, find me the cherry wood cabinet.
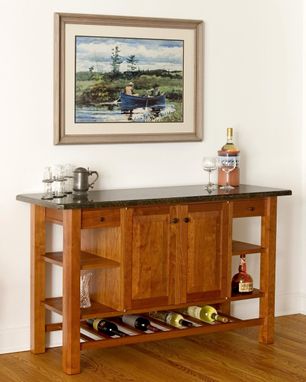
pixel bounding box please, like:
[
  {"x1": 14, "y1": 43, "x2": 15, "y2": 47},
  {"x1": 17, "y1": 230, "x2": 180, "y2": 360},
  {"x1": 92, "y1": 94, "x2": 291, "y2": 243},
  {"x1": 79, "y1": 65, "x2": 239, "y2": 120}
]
[
  {"x1": 124, "y1": 202, "x2": 228, "y2": 310},
  {"x1": 16, "y1": 185, "x2": 291, "y2": 375}
]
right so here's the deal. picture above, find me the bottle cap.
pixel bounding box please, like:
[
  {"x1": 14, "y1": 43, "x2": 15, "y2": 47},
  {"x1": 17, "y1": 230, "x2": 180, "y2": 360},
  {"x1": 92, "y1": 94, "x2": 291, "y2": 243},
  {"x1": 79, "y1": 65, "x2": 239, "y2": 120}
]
[{"x1": 227, "y1": 127, "x2": 233, "y2": 140}]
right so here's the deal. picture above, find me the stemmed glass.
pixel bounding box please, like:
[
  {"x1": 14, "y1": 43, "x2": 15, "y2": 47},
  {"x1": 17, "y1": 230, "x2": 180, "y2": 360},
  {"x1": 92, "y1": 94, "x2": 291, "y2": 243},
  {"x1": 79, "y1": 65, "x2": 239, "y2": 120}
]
[
  {"x1": 202, "y1": 157, "x2": 217, "y2": 191},
  {"x1": 217, "y1": 154, "x2": 237, "y2": 191}
]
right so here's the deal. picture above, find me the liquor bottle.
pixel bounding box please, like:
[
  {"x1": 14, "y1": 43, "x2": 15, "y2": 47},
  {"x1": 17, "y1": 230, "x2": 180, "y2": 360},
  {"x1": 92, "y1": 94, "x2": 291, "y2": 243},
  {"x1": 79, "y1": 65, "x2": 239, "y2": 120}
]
[
  {"x1": 87, "y1": 318, "x2": 127, "y2": 337},
  {"x1": 149, "y1": 311, "x2": 195, "y2": 328},
  {"x1": 181, "y1": 305, "x2": 229, "y2": 324},
  {"x1": 218, "y1": 127, "x2": 240, "y2": 187},
  {"x1": 232, "y1": 254, "x2": 254, "y2": 294},
  {"x1": 122, "y1": 315, "x2": 159, "y2": 332}
]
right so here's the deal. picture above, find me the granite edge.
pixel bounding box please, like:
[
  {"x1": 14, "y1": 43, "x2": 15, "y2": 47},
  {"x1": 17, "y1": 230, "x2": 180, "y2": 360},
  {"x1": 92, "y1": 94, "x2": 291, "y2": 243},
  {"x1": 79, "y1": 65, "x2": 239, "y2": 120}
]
[{"x1": 16, "y1": 189, "x2": 292, "y2": 210}]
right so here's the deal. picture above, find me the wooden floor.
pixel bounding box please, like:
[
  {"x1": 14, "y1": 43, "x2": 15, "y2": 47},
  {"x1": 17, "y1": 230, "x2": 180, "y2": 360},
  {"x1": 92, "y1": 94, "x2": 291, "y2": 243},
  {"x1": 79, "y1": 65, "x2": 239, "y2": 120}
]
[{"x1": 1, "y1": 315, "x2": 306, "y2": 382}]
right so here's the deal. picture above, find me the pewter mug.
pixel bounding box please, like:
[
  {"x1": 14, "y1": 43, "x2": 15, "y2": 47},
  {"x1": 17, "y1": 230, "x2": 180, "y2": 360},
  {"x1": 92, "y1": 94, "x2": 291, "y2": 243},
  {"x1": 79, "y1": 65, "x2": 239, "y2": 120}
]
[{"x1": 73, "y1": 167, "x2": 99, "y2": 193}]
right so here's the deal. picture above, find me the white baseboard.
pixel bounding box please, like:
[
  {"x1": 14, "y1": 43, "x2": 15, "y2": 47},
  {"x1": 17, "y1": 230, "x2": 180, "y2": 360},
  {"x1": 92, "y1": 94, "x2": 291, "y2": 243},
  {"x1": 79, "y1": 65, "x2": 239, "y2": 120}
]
[
  {"x1": 0, "y1": 326, "x2": 62, "y2": 355},
  {"x1": 0, "y1": 326, "x2": 30, "y2": 354},
  {"x1": 0, "y1": 292, "x2": 305, "y2": 355},
  {"x1": 275, "y1": 292, "x2": 302, "y2": 316},
  {"x1": 300, "y1": 293, "x2": 306, "y2": 315}
]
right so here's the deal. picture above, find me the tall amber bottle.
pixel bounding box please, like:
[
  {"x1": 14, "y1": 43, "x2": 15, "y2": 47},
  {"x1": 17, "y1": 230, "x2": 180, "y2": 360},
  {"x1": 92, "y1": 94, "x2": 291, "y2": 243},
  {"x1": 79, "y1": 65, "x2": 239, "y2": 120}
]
[
  {"x1": 231, "y1": 255, "x2": 253, "y2": 294},
  {"x1": 218, "y1": 128, "x2": 240, "y2": 187}
]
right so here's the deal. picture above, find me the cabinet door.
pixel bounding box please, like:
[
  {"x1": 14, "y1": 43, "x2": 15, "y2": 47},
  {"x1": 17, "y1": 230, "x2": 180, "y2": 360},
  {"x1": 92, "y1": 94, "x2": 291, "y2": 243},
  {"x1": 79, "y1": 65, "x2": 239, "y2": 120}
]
[
  {"x1": 125, "y1": 205, "x2": 178, "y2": 309},
  {"x1": 182, "y1": 202, "x2": 229, "y2": 303}
]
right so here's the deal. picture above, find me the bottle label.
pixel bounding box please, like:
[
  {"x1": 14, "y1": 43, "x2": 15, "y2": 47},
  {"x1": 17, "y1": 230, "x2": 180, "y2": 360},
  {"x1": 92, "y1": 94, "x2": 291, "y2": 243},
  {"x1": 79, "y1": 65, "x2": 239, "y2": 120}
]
[
  {"x1": 122, "y1": 315, "x2": 137, "y2": 327},
  {"x1": 218, "y1": 155, "x2": 240, "y2": 168},
  {"x1": 93, "y1": 318, "x2": 104, "y2": 331},
  {"x1": 187, "y1": 306, "x2": 201, "y2": 320},
  {"x1": 238, "y1": 282, "x2": 253, "y2": 293},
  {"x1": 165, "y1": 313, "x2": 173, "y2": 325}
]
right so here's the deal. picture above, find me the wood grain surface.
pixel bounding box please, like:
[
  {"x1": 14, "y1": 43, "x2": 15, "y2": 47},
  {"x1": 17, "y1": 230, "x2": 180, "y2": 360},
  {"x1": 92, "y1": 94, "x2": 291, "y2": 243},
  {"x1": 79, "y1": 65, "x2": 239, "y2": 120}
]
[{"x1": 0, "y1": 315, "x2": 305, "y2": 382}]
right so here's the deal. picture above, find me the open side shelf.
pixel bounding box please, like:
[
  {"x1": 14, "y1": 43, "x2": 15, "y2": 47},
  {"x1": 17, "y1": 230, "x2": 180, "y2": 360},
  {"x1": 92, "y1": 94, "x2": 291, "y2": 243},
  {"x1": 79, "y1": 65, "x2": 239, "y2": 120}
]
[
  {"x1": 44, "y1": 297, "x2": 119, "y2": 319},
  {"x1": 231, "y1": 288, "x2": 264, "y2": 301},
  {"x1": 44, "y1": 251, "x2": 120, "y2": 270},
  {"x1": 232, "y1": 240, "x2": 264, "y2": 256},
  {"x1": 44, "y1": 297, "x2": 230, "y2": 320}
]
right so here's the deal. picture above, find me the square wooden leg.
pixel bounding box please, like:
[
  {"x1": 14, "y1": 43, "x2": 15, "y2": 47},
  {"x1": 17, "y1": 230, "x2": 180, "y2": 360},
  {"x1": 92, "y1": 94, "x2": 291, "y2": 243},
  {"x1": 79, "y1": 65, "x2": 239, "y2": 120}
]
[
  {"x1": 30, "y1": 205, "x2": 46, "y2": 354},
  {"x1": 259, "y1": 197, "x2": 277, "y2": 344},
  {"x1": 62, "y1": 210, "x2": 81, "y2": 375}
]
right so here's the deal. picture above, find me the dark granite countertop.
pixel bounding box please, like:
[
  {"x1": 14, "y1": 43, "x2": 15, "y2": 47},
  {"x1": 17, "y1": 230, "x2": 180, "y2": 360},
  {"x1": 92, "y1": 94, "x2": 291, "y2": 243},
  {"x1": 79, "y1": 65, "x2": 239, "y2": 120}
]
[{"x1": 16, "y1": 184, "x2": 292, "y2": 210}]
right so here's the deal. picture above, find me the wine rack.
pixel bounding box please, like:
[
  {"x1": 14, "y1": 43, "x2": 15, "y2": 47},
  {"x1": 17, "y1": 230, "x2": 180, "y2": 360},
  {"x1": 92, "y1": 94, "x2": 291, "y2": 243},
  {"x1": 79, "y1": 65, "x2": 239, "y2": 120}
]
[
  {"x1": 16, "y1": 185, "x2": 291, "y2": 374},
  {"x1": 45, "y1": 309, "x2": 263, "y2": 351}
]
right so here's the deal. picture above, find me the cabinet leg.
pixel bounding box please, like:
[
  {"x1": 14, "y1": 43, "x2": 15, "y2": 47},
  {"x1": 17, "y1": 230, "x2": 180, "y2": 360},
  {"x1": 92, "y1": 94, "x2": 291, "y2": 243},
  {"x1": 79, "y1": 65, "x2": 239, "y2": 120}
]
[
  {"x1": 259, "y1": 197, "x2": 277, "y2": 344},
  {"x1": 30, "y1": 205, "x2": 46, "y2": 354},
  {"x1": 62, "y1": 210, "x2": 81, "y2": 375}
]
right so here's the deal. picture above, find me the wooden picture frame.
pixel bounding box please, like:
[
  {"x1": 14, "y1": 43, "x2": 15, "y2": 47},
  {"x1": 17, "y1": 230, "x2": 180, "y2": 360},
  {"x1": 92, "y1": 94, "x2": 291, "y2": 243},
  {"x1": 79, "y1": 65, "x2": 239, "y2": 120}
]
[{"x1": 54, "y1": 13, "x2": 204, "y2": 144}]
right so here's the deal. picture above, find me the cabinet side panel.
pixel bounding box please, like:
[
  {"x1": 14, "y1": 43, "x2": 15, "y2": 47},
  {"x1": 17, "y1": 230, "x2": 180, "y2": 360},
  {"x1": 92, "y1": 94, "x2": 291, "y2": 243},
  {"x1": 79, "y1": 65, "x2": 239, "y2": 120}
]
[{"x1": 81, "y1": 227, "x2": 122, "y2": 310}]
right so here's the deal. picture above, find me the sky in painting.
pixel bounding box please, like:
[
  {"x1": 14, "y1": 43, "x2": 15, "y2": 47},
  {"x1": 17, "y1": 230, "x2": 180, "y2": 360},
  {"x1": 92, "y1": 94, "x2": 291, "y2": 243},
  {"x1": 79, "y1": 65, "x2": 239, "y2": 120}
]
[{"x1": 76, "y1": 36, "x2": 183, "y2": 72}]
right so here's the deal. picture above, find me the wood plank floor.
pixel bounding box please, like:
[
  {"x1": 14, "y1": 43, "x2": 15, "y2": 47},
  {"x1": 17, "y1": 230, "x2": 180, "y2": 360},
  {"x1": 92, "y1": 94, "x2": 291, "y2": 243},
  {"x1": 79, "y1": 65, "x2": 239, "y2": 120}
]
[{"x1": 0, "y1": 315, "x2": 306, "y2": 382}]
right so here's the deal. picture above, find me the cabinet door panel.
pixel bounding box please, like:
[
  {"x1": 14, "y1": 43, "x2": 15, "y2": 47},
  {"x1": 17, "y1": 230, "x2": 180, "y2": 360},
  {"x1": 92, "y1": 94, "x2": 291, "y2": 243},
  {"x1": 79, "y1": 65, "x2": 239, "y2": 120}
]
[
  {"x1": 184, "y1": 203, "x2": 228, "y2": 302},
  {"x1": 129, "y1": 206, "x2": 176, "y2": 309}
]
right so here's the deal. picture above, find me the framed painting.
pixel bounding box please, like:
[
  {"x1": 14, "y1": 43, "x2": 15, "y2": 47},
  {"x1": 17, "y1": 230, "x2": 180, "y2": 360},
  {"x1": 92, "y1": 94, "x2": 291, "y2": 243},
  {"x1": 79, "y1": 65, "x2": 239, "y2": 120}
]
[{"x1": 54, "y1": 13, "x2": 203, "y2": 144}]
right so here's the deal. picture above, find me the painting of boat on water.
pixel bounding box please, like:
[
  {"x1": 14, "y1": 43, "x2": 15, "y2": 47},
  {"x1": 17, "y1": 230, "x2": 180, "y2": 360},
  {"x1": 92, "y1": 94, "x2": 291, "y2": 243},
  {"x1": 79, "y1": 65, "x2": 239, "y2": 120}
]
[{"x1": 75, "y1": 36, "x2": 184, "y2": 123}]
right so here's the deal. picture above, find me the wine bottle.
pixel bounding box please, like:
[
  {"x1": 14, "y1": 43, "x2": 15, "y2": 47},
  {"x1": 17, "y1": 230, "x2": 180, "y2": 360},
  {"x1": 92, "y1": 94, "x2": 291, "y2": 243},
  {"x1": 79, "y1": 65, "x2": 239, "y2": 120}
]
[
  {"x1": 218, "y1": 127, "x2": 240, "y2": 187},
  {"x1": 122, "y1": 315, "x2": 159, "y2": 332},
  {"x1": 232, "y1": 254, "x2": 254, "y2": 294},
  {"x1": 87, "y1": 318, "x2": 127, "y2": 337},
  {"x1": 149, "y1": 311, "x2": 194, "y2": 328},
  {"x1": 181, "y1": 305, "x2": 229, "y2": 324}
]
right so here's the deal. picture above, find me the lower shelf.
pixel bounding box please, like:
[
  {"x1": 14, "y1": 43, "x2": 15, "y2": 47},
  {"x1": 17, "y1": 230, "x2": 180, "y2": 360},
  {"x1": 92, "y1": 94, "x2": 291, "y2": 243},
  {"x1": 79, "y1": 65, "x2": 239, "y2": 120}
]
[
  {"x1": 80, "y1": 316, "x2": 264, "y2": 350},
  {"x1": 45, "y1": 314, "x2": 264, "y2": 351}
]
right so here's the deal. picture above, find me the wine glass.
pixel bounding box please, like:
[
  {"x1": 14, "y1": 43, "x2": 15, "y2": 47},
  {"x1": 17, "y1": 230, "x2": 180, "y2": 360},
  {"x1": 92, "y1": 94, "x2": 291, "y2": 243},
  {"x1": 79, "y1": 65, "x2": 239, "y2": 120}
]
[
  {"x1": 202, "y1": 157, "x2": 217, "y2": 191},
  {"x1": 217, "y1": 154, "x2": 237, "y2": 191}
]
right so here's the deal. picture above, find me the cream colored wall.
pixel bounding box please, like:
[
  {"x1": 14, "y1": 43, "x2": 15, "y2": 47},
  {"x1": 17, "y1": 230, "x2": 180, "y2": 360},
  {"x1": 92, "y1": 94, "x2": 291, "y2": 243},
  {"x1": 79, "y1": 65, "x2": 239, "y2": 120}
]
[{"x1": 0, "y1": 0, "x2": 303, "y2": 352}]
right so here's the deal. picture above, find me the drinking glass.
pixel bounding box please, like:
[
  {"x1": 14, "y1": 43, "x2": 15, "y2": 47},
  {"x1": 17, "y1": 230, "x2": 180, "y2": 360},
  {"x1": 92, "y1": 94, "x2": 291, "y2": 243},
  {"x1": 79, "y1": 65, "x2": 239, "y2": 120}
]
[
  {"x1": 80, "y1": 271, "x2": 93, "y2": 308},
  {"x1": 63, "y1": 164, "x2": 75, "y2": 194},
  {"x1": 43, "y1": 166, "x2": 53, "y2": 183},
  {"x1": 217, "y1": 154, "x2": 237, "y2": 191},
  {"x1": 42, "y1": 166, "x2": 54, "y2": 200},
  {"x1": 52, "y1": 165, "x2": 66, "y2": 198},
  {"x1": 202, "y1": 157, "x2": 217, "y2": 190}
]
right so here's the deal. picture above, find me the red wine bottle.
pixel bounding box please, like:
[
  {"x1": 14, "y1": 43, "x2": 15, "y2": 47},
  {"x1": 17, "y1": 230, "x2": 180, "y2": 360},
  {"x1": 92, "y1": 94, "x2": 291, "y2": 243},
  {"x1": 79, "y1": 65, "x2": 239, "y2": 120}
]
[
  {"x1": 122, "y1": 315, "x2": 159, "y2": 332},
  {"x1": 87, "y1": 318, "x2": 127, "y2": 337}
]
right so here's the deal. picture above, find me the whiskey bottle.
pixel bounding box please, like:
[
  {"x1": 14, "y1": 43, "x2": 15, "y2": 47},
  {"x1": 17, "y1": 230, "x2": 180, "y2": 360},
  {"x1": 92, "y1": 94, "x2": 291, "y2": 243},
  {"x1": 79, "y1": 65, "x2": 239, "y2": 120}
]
[
  {"x1": 122, "y1": 315, "x2": 159, "y2": 332},
  {"x1": 87, "y1": 318, "x2": 127, "y2": 337},
  {"x1": 149, "y1": 311, "x2": 194, "y2": 328},
  {"x1": 181, "y1": 305, "x2": 229, "y2": 324},
  {"x1": 232, "y1": 254, "x2": 254, "y2": 294},
  {"x1": 218, "y1": 127, "x2": 240, "y2": 186}
]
